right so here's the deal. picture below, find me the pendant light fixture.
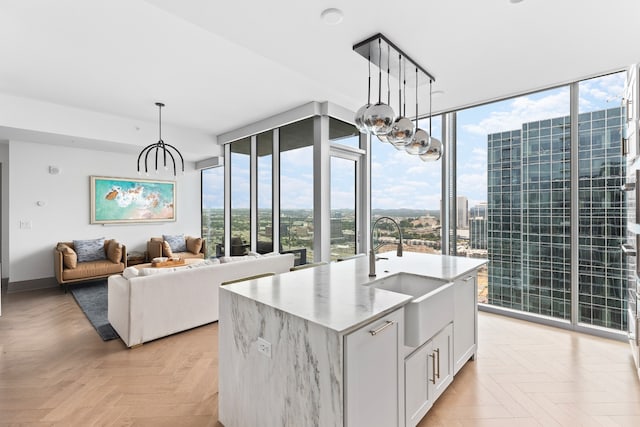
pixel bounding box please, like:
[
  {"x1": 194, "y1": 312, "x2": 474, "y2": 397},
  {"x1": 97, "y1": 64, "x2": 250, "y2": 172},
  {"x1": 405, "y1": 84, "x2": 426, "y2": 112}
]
[
  {"x1": 362, "y1": 38, "x2": 395, "y2": 135},
  {"x1": 387, "y1": 54, "x2": 415, "y2": 148},
  {"x1": 137, "y1": 102, "x2": 185, "y2": 176},
  {"x1": 353, "y1": 33, "x2": 442, "y2": 162},
  {"x1": 420, "y1": 79, "x2": 444, "y2": 161},
  {"x1": 405, "y1": 68, "x2": 430, "y2": 155}
]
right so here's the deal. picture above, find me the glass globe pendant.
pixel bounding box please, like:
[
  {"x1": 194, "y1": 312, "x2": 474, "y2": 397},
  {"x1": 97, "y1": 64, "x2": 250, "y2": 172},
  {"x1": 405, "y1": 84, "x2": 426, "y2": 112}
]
[
  {"x1": 354, "y1": 103, "x2": 370, "y2": 133},
  {"x1": 405, "y1": 128, "x2": 430, "y2": 155},
  {"x1": 387, "y1": 117, "x2": 414, "y2": 147},
  {"x1": 387, "y1": 56, "x2": 414, "y2": 147},
  {"x1": 363, "y1": 39, "x2": 395, "y2": 136},
  {"x1": 420, "y1": 137, "x2": 443, "y2": 161},
  {"x1": 364, "y1": 103, "x2": 395, "y2": 135}
]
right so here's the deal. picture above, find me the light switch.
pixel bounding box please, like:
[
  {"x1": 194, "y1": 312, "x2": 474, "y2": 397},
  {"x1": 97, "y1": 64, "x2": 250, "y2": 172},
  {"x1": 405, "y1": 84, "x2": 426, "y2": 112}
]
[{"x1": 19, "y1": 220, "x2": 32, "y2": 229}]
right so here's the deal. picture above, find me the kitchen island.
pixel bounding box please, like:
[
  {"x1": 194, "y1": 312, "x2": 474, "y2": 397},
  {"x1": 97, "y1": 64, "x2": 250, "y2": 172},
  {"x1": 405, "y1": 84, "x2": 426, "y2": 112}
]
[{"x1": 218, "y1": 252, "x2": 487, "y2": 427}]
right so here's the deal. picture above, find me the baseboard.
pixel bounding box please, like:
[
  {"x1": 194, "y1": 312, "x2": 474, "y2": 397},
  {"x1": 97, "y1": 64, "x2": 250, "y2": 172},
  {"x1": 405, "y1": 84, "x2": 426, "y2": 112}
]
[{"x1": 7, "y1": 277, "x2": 59, "y2": 293}]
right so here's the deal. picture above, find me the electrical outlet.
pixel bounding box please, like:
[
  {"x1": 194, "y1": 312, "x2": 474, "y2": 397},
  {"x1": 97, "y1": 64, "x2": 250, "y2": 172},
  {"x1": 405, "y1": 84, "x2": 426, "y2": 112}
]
[{"x1": 256, "y1": 337, "x2": 271, "y2": 358}]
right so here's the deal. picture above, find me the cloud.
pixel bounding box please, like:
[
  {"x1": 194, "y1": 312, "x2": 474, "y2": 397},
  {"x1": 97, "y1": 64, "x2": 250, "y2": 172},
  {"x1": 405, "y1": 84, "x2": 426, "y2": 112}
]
[{"x1": 463, "y1": 88, "x2": 571, "y2": 136}]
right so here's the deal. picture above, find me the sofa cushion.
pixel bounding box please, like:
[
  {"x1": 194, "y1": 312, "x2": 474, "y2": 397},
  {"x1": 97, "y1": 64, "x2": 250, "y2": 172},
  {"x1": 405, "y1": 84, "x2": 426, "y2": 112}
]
[
  {"x1": 220, "y1": 254, "x2": 260, "y2": 264},
  {"x1": 107, "y1": 241, "x2": 123, "y2": 264},
  {"x1": 139, "y1": 267, "x2": 179, "y2": 276},
  {"x1": 62, "y1": 259, "x2": 123, "y2": 281},
  {"x1": 163, "y1": 234, "x2": 186, "y2": 252},
  {"x1": 162, "y1": 241, "x2": 173, "y2": 258},
  {"x1": 74, "y1": 237, "x2": 107, "y2": 263},
  {"x1": 58, "y1": 243, "x2": 78, "y2": 269},
  {"x1": 186, "y1": 236, "x2": 203, "y2": 254}
]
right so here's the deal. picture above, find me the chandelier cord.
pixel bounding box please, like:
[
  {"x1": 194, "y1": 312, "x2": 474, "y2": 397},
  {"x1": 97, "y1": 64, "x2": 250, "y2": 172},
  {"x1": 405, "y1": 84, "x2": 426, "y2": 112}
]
[
  {"x1": 387, "y1": 44, "x2": 390, "y2": 105},
  {"x1": 415, "y1": 67, "x2": 418, "y2": 126},
  {"x1": 429, "y1": 79, "x2": 433, "y2": 136}
]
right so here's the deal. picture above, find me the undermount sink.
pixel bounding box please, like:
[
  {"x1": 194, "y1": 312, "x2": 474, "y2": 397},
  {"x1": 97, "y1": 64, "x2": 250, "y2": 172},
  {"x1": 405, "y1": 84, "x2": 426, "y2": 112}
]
[{"x1": 368, "y1": 273, "x2": 454, "y2": 347}]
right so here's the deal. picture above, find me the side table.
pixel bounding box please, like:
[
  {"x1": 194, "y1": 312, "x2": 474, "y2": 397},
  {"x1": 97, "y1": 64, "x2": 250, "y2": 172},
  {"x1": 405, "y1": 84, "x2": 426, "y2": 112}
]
[{"x1": 127, "y1": 251, "x2": 147, "y2": 266}]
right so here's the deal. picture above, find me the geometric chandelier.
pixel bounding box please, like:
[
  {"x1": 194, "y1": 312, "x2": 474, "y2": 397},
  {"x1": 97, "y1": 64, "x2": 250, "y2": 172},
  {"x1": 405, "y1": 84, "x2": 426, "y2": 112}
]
[
  {"x1": 137, "y1": 102, "x2": 185, "y2": 176},
  {"x1": 353, "y1": 33, "x2": 443, "y2": 161}
]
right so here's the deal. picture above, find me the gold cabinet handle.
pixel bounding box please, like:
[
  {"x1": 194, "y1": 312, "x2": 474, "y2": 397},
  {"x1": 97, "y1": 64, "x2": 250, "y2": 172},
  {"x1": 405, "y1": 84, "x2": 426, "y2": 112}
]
[
  {"x1": 434, "y1": 348, "x2": 441, "y2": 379},
  {"x1": 369, "y1": 320, "x2": 394, "y2": 336}
]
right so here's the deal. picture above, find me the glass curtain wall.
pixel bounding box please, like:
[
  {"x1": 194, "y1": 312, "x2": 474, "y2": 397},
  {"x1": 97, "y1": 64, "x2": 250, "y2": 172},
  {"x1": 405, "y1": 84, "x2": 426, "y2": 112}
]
[
  {"x1": 257, "y1": 131, "x2": 274, "y2": 253},
  {"x1": 230, "y1": 137, "x2": 251, "y2": 255},
  {"x1": 280, "y1": 118, "x2": 315, "y2": 262},
  {"x1": 371, "y1": 116, "x2": 443, "y2": 255},
  {"x1": 201, "y1": 166, "x2": 224, "y2": 258}
]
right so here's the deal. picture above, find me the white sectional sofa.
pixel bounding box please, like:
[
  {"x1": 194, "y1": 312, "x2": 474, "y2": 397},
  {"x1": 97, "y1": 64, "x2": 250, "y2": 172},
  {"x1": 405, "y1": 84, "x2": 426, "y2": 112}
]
[{"x1": 108, "y1": 253, "x2": 295, "y2": 347}]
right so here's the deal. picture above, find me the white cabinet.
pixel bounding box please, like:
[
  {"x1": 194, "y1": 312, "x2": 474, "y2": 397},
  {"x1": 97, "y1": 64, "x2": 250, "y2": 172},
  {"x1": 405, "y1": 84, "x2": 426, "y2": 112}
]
[
  {"x1": 453, "y1": 273, "x2": 477, "y2": 374},
  {"x1": 344, "y1": 308, "x2": 404, "y2": 427},
  {"x1": 404, "y1": 323, "x2": 453, "y2": 427}
]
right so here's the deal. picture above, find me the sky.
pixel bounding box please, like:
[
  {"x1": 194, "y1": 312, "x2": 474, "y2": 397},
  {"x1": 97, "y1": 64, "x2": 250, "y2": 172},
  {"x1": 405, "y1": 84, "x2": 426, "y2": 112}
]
[{"x1": 203, "y1": 71, "x2": 626, "y2": 212}]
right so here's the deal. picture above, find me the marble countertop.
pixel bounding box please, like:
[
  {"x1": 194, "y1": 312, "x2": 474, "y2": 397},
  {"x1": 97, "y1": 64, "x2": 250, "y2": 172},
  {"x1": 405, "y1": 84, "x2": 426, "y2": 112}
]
[{"x1": 220, "y1": 252, "x2": 488, "y2": 334}]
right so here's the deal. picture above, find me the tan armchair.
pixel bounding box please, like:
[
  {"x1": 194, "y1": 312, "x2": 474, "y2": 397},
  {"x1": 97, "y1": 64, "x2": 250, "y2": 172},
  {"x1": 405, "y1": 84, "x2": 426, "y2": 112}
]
[
  {"x1": 54, "y1": 239, "x2": 127, "y2": 291},
  {"x1": 147, "y1": 236, "x2": 206, "y2": 260}
]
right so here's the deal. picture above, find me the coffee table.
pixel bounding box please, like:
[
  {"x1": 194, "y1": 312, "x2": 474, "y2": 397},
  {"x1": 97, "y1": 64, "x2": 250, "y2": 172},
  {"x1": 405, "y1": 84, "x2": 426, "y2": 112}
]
[{"x1": 133, "y1": 258, "x2": 205, "y2": 270}]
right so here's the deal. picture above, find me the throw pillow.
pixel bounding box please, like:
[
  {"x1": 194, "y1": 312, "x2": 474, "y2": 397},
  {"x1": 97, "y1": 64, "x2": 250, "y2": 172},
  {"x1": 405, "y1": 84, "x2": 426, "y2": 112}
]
[
  {"x1": 122, "y1": 267, "x2": 139, "y2": 279},
  {"x1": 107, "y1": 241, "x2": 123, "y2": 264},
  {"x1": 73, "y1": 237, "x2": 107, "y2": 263},
  {"x1": 186, "y1": 236, "x2": 203, "y2": 254},
  {"x1": 162, "y1": 241, "x2": 173, "y2": 257},
  {"x1": 163, "y1": 234, "x2": 186, "y2": 252},
  {"x1": 57, "y1": 244, "x2": 77, "y2": 269}
]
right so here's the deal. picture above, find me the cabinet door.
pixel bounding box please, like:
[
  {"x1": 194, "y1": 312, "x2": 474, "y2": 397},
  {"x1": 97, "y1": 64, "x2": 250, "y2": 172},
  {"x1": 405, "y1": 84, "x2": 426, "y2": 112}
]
[
  {"x1": 405, "y1": 343, "x2": 432, "y2": 427},
  {"x1": 431, "y1": 323, "x2": 453, "y2": 400},
  {"x1": 345, "y1": 308, "x2": 404, "y2": 427},
  {"x1": 454, "y1": 273, "x2": 477, "y2": 374}
]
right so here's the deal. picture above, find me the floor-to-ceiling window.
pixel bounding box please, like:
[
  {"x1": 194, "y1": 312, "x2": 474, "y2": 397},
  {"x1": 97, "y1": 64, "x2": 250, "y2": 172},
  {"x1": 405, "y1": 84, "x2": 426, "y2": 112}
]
[
  {"x1": 578, "y1": 73, "x2": 627, "y2": 329},
  {"x1": 230, "y1": 137, "x2": 251, "y2": 254},
  {"x1": 371, "y1": 116, "x2": 443, "y2": 255},
  {"x1": 257, "y1": 130, "x2": 273, "y2": 253},
  {"x1": 330, "y1": 118, "x2": 361, "y2": 261},
  {"x1": 201, "y1": 166, "x2": 224, "y2": 258},
  {"x1": 454, "y1": 71, "x2": 627, "y2": 332},
  {"x1": 280, "y1": 118, "x2": 314, "y2": 262}
]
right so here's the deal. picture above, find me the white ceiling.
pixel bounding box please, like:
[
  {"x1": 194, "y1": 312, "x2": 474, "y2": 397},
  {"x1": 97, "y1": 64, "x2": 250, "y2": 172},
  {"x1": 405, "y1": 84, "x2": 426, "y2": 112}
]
[{"x1": 0, "y1": 0, "x2": 638, "y2": 160}]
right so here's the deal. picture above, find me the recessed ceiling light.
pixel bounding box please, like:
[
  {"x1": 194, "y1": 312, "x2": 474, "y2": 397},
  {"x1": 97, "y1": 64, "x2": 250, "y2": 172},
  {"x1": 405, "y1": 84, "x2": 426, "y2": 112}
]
[
  {"x1": 510, "y1": 0, "x2": 524, "y2": 3},
  {"x1": 432, "y1": 90, "x2": 445, "y2": 96},
  {"x1": 320, "y1": 8, "x2": 343, "y2": 25}
]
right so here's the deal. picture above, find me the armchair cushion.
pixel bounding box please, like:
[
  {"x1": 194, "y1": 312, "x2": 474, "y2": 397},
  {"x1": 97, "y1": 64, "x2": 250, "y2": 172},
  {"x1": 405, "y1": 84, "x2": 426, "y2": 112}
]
[
  {"x1": 57, "y1": 243, "x2": 77, "y2": 269},
  {"x1": 73, "y1": 237, "x2": 106, "y2": 263},
  {"x1": 163, "y1": 234, "x2": 186, "y2": 252},
  {"x1": 162, "y1": 241, "x2": 173, "y2": 258},
  {"x1": 107, "y1": 241, "x2": 123, "y2": 264},
  {"x1": 186, "y1": 236, "x2": 203, "y2": 254}
]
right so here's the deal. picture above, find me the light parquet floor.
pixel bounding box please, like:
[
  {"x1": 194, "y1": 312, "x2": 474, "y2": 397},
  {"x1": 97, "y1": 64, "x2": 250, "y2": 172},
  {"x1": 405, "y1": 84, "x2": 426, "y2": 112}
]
[{"x1": 1, "y1": 287, "x2": 639, "y2": 426}]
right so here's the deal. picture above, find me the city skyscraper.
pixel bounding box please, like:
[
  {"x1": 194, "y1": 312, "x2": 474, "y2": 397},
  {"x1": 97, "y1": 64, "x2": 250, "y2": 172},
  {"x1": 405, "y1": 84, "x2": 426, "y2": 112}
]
[
  {"x1": 487, "y1": 107, "x2": 626, "y2": 329},
  {"x1": 470, "y1": 217, "x2": 487, "y2": 250},
  {"x1": 457, "y1": 196, "x2": 469, "y2": 229}
]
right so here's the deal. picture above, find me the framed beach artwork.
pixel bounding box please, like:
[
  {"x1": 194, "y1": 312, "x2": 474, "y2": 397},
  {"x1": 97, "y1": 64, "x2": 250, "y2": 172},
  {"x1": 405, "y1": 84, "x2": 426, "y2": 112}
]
[{"x1": 90, "y1": 176, "x2": 176, "y2": 224}]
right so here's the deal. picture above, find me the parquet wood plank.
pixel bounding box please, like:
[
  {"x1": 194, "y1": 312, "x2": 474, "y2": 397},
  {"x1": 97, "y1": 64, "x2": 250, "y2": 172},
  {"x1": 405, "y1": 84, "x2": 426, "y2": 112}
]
[{"x1": 2, "y1": 287, "x2": 640, "y2": 426}]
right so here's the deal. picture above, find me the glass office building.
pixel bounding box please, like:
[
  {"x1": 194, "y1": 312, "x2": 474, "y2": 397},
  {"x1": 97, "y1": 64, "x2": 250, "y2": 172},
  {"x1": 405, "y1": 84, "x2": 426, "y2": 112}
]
[{"x1": 487, "y1": 107, "x2": 626, "y2": 329}]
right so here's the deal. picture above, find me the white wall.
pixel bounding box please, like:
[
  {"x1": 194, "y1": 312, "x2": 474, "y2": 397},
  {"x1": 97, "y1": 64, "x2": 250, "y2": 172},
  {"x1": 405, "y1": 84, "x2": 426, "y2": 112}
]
[{"x1": 7, "y1": 140, "x2": 203, "y2": 287}]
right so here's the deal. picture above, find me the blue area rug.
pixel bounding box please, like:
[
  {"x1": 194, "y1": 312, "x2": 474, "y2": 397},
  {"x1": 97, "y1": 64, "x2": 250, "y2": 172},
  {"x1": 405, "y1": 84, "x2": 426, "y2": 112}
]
[{"x1": 70, "y1": 280, "x2": 119, "y2": 341}]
